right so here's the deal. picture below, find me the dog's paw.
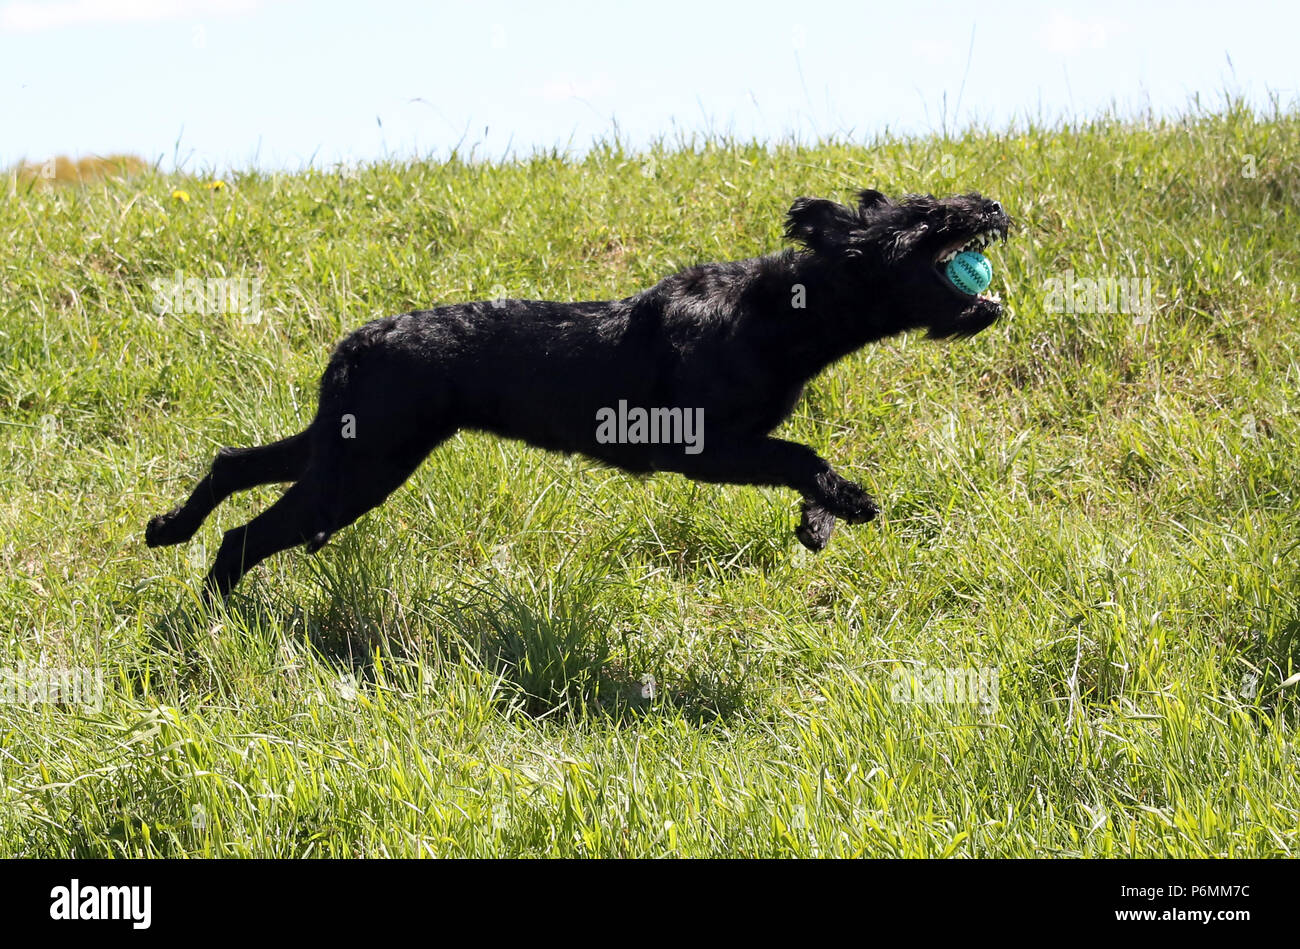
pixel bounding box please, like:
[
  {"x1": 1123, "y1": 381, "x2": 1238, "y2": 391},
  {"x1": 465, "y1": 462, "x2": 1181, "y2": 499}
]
[
  {"x1": 795, "y1": 500, "x2": 836, "y2": 551},
  {"x1": 816, "y1": 474, "x2": 878, "y2": 524},
  {"x1": 146, "y1": 512, "x2": 191, "y2": 548}
]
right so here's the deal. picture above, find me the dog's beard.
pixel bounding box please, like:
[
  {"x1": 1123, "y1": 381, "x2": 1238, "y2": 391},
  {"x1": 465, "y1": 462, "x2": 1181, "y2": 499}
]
[{"x1": 927, "y1": 300, "x2": 1002, "y2": 339}]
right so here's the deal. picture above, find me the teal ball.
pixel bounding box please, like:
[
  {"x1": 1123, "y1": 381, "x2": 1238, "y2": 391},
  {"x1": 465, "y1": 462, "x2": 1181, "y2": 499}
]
[{"x1": 945, "y1": 250, "x2": 993, "y2": 295}]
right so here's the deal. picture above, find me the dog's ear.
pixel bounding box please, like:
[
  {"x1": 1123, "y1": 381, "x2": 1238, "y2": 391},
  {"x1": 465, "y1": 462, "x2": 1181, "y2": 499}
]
[
  {"x1": 857, "y1": 189, "x2": 891, "y2": 217},
  {"x1": 784, "y1": 198, "x2": 862, "y2": 255},
  {"x1": 885, "y1": 223, "x2": 929, "y2": 264}
]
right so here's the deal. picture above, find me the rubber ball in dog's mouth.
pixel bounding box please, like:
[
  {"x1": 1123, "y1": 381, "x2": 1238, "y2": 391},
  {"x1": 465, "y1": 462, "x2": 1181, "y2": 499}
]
[{"x1": 944, "y1": 250, "x2": 993, "y2": 296}]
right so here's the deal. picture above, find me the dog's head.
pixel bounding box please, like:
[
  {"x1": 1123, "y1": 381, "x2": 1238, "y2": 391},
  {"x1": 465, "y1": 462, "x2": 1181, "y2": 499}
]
[{"x1": 785, "y1": 189, "x2": 1013, "y2": 339}]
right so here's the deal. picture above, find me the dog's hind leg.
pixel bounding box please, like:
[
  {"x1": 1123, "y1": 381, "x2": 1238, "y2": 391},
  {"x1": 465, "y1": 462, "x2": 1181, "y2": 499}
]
[
  {"x1": 202, "y1": 438, "x2": 439, "y2": 600},
  {"x1": 198, "y1": 326, "x2": 454, "y2": 598},
  {"x1": 146, "y1": 430, "x2": 311, "y2": 548},
  {"x1": 202, "y1": 475, "x2": 322, "y2": 601}
]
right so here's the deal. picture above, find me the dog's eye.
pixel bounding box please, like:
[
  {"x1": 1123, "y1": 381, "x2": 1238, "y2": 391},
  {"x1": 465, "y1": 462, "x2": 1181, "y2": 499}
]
[{"x1": 989, "y1": 201, "x2": 1003, "y2": 215}]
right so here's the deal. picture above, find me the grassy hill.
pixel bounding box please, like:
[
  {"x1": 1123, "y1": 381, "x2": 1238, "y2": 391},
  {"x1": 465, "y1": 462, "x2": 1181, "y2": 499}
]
[{"x1": 2, "y1": 103, "x2": 1298, "y2": 856}]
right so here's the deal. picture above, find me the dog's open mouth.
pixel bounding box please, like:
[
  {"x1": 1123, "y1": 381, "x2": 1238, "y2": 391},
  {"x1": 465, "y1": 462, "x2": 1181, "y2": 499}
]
[{"x1": 933, "y1": 227, "x2": 1007, "y2": 302}]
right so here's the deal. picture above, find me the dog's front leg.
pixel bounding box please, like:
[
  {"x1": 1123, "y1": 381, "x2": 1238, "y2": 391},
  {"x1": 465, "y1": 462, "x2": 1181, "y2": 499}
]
[{"x1": 651, "y1": 437, "x2": 877, "y2": 548}]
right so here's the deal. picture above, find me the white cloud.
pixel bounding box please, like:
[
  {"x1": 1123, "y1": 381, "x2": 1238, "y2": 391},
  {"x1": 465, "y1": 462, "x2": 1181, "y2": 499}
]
[
  {"x1": 0, "y1": 0, "x2": 262, "y2": 33},
  {"x1": 1037, "y1": 12, "x2": 1125, "y2": 53}
]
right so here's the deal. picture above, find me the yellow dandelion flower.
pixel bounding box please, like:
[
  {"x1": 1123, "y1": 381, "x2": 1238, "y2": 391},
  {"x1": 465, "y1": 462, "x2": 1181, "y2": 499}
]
[
  {"x1": 171, "y1": 189, "x2": 191, "y2": 203},
  {"x1": 204, "y1": 179, "x2": 227, "y2": 191}
]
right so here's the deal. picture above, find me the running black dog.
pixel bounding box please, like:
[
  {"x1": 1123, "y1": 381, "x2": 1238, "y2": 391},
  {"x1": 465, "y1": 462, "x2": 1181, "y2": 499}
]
[{"x1": 147, "y1": 188, "x2": 1012, "y2": 599}]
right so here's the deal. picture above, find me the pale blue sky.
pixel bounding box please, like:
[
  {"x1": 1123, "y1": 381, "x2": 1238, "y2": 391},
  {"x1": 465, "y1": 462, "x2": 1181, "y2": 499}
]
[{"x1": 1, "y1": 0, "x2": 1295, "y2": 171}]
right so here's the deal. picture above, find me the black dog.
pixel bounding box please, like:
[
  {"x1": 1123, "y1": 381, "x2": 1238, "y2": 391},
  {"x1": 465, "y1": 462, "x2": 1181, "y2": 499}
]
[{"x1": 147, "y1": 188, "x2": 1012, "y2": 599}]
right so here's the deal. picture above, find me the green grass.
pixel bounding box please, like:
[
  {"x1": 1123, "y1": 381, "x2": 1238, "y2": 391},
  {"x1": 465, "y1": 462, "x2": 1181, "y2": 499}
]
[{"x1": 2, "y1": 102, "x2": 1299, "y2": 857}]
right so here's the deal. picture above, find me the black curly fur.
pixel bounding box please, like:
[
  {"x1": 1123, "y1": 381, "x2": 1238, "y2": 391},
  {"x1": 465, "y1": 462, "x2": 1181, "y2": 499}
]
[{"x1": 146, "y1": 188, "x2": 1013, "y2": 599}]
